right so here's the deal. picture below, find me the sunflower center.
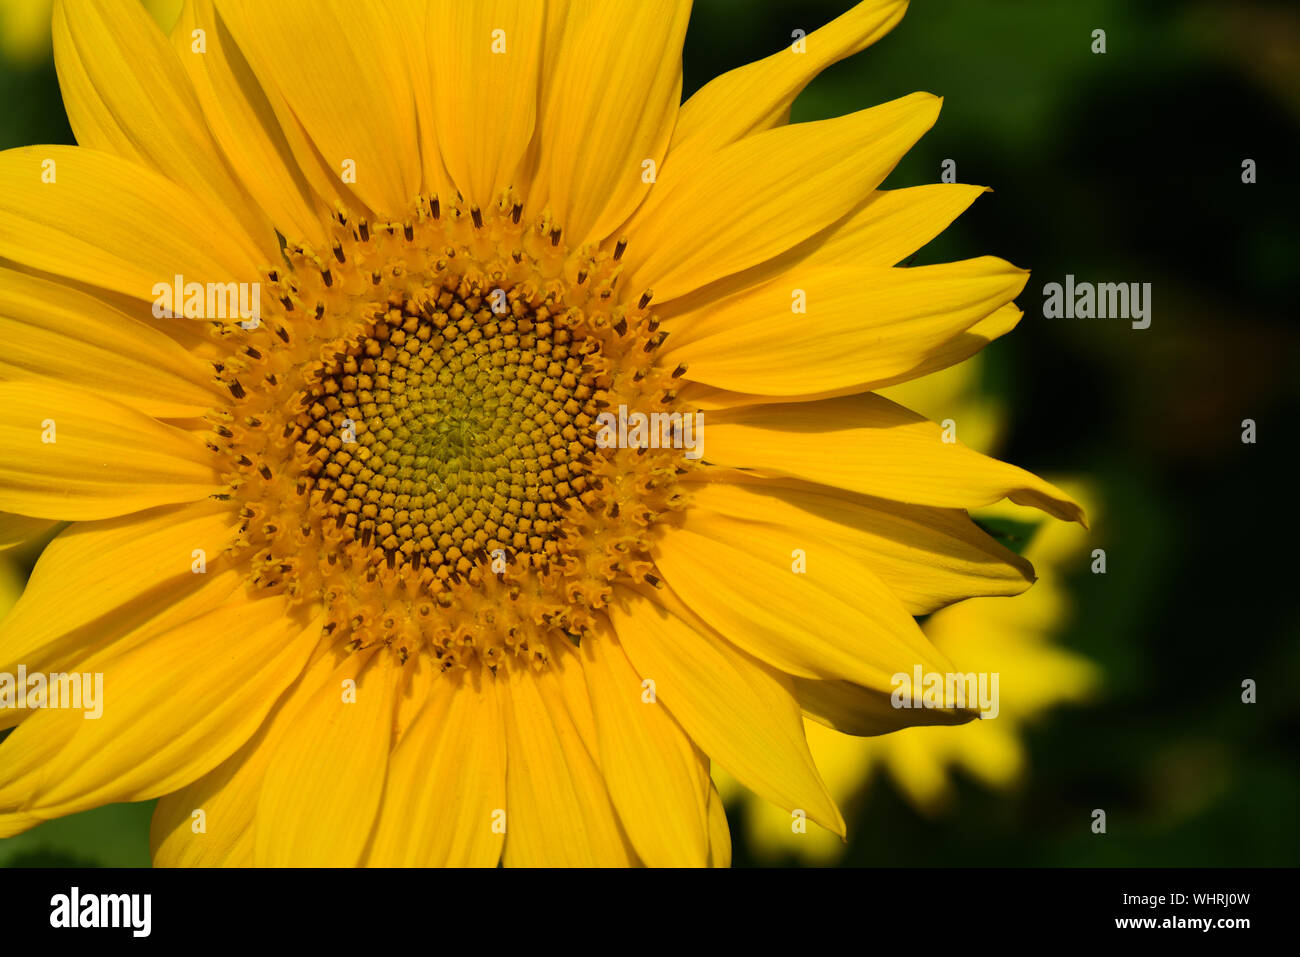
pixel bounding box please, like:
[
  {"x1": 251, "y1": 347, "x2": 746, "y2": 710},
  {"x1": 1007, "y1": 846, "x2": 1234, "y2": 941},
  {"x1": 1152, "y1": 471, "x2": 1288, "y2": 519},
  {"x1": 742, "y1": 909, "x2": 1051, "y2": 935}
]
[
  {"x1": 296, "y1": 278, "x2": 599, "y2": 580},
  {"x1": 205, "y1": 194, "x2": 694, "y2": 673}
]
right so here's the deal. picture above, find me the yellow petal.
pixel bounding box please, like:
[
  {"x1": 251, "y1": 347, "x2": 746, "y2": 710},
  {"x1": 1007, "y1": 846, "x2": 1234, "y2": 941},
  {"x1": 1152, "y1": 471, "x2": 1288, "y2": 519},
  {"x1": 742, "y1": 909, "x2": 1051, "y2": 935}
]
[
  {"x1": 667, "y1": 0, "x2": 908, "y2": 177},
  {"x1": 218, "y1": 0, "x2": 421, "y2": 218},
  {"x1": 254, "y1": 650, "x2": 395, "y2": 866},
  {"x1": 0, "y1": 381, "x2": 219, "y2": 521},
  {"x1": 579, "y1": 631, "x2": 711, "y2": 867},
  {"x1": 811, "y1": 183, "x2": 990, "y2": 267},
  {"x1": 0, "y1": 502, "x2": 236, "y2": 685},
  {"x1": 364, "y1": 672, "x2": 506, "y2": 867},
  {"x1": 501, "y1": 655, "x2": 636, "y2": 867},
  {"x1": 705, "y1": 392, "x2": 1086, "y2": 523},
  {"x1": 662, "y1": 257, "x2": 1027, "y2": 394},
  {"x1": 654, "y1": 509, "x2": 953, "y2": 689},
  {"x1": 52, "y1": 0, "x2": 277, "y2": 254},
  {"x1": 622, "y1": 93, "x2": 941, "y2": 304},
  {"x1": 0, "y1": 594, "x2": 318, "y2": 836},
  {"x1": 794, "y1": 677, "x2": 976, "y2": 737},
  {"x1": 683, "y1": 476, "x2": 1034, "y2": 615},
  {"x1": 426, "y1": 0, "x2": 543, "y2": 210},
  {"x1": 657, "y1": 185, "x2": 993, "y2": 329},
  {"x1": 0, "y1": 145, "x2": 265, "y2": 301},
  {"x1": 150, "y1": 644, "x2": 340, "y2": 867},
  {"x1": 610, "y1": 586, "x2": 844, "y2": 837},
  {"x1": 706, "y1": 781, "x2": 732, "y2": 868},
  {"x1": 525, "y1": 0, "x2": 691, "y2": 248},
  {"x1": 169, "y1": 0, "x2": 327, "y2": 245},
  {"x1": 0, "y1": 266, "x2": 222, "y2": 418},
  {"x1": 0, "y1": 512, "x2": 58, "y2": 553}
]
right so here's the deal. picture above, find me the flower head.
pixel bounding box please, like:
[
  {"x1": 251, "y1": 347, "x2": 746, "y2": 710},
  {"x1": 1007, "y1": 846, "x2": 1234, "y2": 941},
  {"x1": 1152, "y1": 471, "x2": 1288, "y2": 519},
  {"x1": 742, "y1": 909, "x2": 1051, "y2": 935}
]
[{"x1": 0, "y1": 0, "x2": 1082, "y2": 866}]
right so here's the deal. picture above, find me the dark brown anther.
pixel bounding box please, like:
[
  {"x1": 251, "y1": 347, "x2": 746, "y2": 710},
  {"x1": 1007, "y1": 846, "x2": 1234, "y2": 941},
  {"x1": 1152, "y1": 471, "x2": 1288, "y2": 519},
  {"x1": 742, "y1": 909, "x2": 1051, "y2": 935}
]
[
  {"x1": 268, "y1": 269, "x2": 279, "y2": 283},
  {"x1": 358, "y1": 220, "x2": 370, "y2": 242},
  {"x1": 315, "y1": 302, "x2": 325, "y2": 318},
  {"x1": 276, "y1": 325, "x2": 290, "y2": 343},
  {"x1": 322, "y1": 268, "x2": 333, "y2": 288},
  {"x1": 430, "y1": 196, "x2": 440, "y2": 219},
  {"x1": 470, "y1": 205, "x2": 484, "y2": 228},
  {"x1": 550, "y1": 227, "x2": 561, "y2": 247},
  {"x1": 576, "y1": 269, "x2": 588, "y2": 285},
  {"x1": 644, "y1": 572, "x2": 661, "y2": 587},
  {"x1": 511, "y1": 203, "x2": 522, "y2": 224},
  {"x1": 671, "y1": 363, "x2": 687, "y2": 378},
  {"x1": 371, "y1": 271, "x2": 382, "y2": 285},
  {"x1": 279, "y1": 295, "x2": 293, "y2": 311},
  {"x1": 332, "y1": 241, "x2": 345, "y2": 263},
  {"x1": 403, "y1": 221, "x2": 414, "y2": 241},
  {"x1": 229, "y1": 380, "x2": 246, "y2": 399},
  {"x1": 637, "y1": 290, "x2": 653, "y2": 309},
  {"x1": 245, "y1": 346, "x2": 262, "y2": 360},
  {"x1": 258, "y1": 464, "x2": 273, "y2": 480},
  {"x1": 612, "y1": 316, "x2": 628, "y2": 336},
  {"x1": 613, "y1": 237, "x2": 627, "y2": 260}
]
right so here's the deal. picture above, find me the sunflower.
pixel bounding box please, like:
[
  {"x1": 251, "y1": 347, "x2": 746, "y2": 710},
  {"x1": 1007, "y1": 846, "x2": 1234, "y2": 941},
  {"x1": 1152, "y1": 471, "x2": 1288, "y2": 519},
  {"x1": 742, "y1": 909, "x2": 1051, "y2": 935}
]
[{"x1": 0, "y1": 0, "x2": 1083, "y2": 867}]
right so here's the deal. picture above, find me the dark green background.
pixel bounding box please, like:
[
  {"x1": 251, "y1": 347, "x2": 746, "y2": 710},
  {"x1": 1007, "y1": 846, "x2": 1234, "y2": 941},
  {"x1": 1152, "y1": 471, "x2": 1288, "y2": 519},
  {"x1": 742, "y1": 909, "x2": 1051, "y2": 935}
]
[{"x1": 1, "y1": 0, "x2": 1296, "y2": 867}]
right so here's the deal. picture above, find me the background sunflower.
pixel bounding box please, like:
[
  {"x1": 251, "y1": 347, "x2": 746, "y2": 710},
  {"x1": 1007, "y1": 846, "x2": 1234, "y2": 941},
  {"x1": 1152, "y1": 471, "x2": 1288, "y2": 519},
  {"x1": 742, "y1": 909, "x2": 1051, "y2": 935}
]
[{"x1": 1, "y1": 0, "x2": 1296, "y2": 867}]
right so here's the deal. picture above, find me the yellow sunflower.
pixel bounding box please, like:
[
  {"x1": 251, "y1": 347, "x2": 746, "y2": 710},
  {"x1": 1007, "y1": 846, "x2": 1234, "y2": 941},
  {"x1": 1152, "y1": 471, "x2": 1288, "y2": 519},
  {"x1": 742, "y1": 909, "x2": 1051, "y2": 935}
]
[{"x1": 0, "y1": 0, "x2": 1083, "y2": 867}]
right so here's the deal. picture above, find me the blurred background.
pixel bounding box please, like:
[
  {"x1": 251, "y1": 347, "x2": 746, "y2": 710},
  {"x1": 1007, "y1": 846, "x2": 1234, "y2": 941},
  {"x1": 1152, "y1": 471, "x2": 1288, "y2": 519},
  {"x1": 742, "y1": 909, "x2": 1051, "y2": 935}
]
[{"x1": 1, "y1": 0, "x2": 1297, "y2": 866}]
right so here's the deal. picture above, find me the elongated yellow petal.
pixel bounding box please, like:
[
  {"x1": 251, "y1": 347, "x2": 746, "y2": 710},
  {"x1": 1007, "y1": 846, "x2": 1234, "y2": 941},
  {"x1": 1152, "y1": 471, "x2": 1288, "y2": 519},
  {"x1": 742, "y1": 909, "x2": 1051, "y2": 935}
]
[
  {"x1": 793, "y1": 677, "x2": 977, "y2": 736},
  {"x1": 663, "y1": 257, "x2": 1027, "y2": 394},
  {"x1": 0, "y1": 512, "x2": 57, "y2": 553},
  {"x1": 426, "y1": 0, "x2": 543, "y2": 210},
  {"x1": 683, "y1": 476, "x2": 1033, "y2": 615},
  {"x1": 254, "y1": 650, "x2": 395, "y2": 866},
  {"x1": 580, "y1": 632, "x2": 711, "y2": 867},
  {"x1": 706, "y1": 392, "x2": 1086, "y2": 523},
  {"x1": 364, "y1": 672, "x2": 506, "y2": 867},
  {"x1": 812, "y1": 183, "x2": 990, "y2": 267},
  {"x1": 52, "y1": 0, "x2": 276, "y2": 255},
  {"x1": 0, "y1": 146, "x2": 265, "y2": 302},
  {"x1": 0, "y1": 382, "x2": 219, "y2": 521},
  {"x1": 526, "y1": 0, "x2": 690, "y2": 248},
  {"x1": 610, "y1": 587, "x2": 844, "y2": 837},
  {"x1": 0, "y1": 501, "x2": 235, "y2": 680},
  {"x1": 657, "y1": 185, "x2": 992, "y2": 326},
  {"x1": 218, "y1": 0, "x2": 421, "y2": 218},
  {"x1": 0, "y1": 267, "x2": 222, "y2": 418},
  {"x1": 169, "y1": 0, "x2": 327, "y2": 245},
  {"x1": 151, "y1": 645, "x2": 340, "y2": 867},
  {"x1": 706, "y1": 781, "x2": 732, "y2": 868},
  {"x1": 0, "y1": 594, "x2": 317, "y2": 836},
  {"x1": 654, "y1": 510, "x2": 953, "y2": 689},
  {"x1": 502, "y1": 657, "x2": 636, "y2": 867},
  {"x1": 622, "y1": 93, "x2": 941, "y2": 303},
  {"x1": 668, "y1": 0, "x2": 908, "y2": 174}
]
